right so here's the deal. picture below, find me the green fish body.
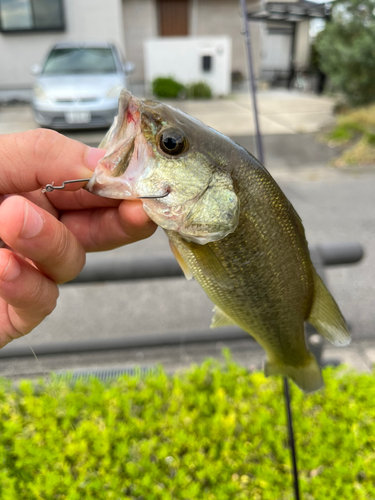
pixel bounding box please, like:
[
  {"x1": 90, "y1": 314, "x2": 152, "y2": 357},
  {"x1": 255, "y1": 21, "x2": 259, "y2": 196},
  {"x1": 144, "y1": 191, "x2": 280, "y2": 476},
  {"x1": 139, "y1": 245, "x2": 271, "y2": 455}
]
[{"x1": 86, "y1": 90, "x2": 350, "y2": 392}]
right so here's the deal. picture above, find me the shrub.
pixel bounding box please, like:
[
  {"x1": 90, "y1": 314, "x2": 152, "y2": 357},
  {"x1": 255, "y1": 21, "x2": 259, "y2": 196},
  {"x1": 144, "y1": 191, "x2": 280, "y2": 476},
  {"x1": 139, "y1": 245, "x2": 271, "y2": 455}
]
[
  {"x1": 324, "y1": 104, "x2": 375, "y2": 166},
  {"x1": 316, "y1": 0, "x2": 375, "y2": 106},
  {"x1": 152, "y1": 78, "x2": 213, "y2": 99},
  {"x1": 186, "y1": 81, "x2": 212, "y2": 99},
  {"x1": 1, "y1": 360, "x2": 375, "y2": 498},
  {"x1": 152, "y1": 77, "x2": 186, "y2": 99}
]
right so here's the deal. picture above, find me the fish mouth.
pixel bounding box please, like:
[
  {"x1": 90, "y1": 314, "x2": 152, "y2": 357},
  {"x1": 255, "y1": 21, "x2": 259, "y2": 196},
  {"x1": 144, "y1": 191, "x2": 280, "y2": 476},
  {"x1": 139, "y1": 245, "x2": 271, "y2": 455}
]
[{"x1": 85, "y1": 90, "x2": 147, "y2": 199}]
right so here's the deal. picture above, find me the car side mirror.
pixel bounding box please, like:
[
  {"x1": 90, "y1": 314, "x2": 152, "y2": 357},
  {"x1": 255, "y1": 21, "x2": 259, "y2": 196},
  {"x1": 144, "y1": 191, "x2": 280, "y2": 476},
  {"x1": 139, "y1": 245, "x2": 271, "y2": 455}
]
[
  {"x1": 30, "y1": 64, "x2": 42, "y2": 76},
  {"x1": 123, "y1": 61, "x2": 135, "y2": 75}
]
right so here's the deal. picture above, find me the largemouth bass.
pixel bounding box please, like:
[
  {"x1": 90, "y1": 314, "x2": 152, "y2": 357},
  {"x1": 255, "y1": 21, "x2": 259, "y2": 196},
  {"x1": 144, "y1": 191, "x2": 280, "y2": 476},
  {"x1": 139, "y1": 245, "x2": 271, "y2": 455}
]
[{"x1": 86, "y1": 90, "x2": 350, "y2": 392}]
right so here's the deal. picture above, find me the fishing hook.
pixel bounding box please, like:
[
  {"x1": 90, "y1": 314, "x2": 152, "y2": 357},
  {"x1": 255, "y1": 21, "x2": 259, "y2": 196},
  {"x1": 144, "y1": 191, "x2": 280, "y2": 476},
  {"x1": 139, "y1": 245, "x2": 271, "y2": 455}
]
[
  {"x1": 43, "y1": 179, "x2": 170, "y2": 200},
  {"x1": 137, "y1": 192, "x2": 170, "y2": 200},
  {"x1": 42, "y1": 178, "x2": 91, "y2": 193}
]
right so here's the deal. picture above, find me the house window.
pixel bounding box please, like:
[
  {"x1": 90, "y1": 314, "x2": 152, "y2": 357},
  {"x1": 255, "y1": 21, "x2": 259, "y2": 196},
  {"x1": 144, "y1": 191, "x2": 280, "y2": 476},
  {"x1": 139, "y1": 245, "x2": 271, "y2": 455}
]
[
  {"x1": 0, "y1": 0, "x2": 65, "y2": 33},
  {"x1": 157, "y1": 0, "x2": 189, "y2": 37}
]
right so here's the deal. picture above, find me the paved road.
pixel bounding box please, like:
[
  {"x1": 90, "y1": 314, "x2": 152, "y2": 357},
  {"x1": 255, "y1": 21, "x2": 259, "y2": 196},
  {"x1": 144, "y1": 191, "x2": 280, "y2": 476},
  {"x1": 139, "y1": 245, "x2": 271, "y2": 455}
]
[
  {"x1": 1, "y1": 92, "x2": 375, "y2": 379},
  {"x1": 0, "y1": 89, "x2": 335, "y2": 137},
  {"x1": 1, "y1": 162, "x2": 374, "y2": 379}
]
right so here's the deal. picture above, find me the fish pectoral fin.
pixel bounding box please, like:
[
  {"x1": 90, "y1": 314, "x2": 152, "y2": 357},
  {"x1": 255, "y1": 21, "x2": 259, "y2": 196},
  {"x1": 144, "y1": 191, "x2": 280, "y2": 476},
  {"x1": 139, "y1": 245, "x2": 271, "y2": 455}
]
[
  {"x1": 186, "y1": 242, "x2": 232, "y2": 288},
  {"x1": 307, "y1": 273, "x2": 351, "y2": 347},
  {"x1": 169, "y1": 241, "x2": 193, "y2": 280},
  {"x1": 264, "y1": 355, "x2": 323, "y2": 393},
  {"x1": 210, "y1": 306, "x2": 236, "y2": 328}
]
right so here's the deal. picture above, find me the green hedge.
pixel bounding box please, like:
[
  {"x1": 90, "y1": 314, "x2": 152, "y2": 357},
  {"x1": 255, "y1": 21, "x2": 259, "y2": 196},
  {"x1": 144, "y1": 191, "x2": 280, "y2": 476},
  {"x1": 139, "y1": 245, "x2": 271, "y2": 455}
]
[
  {"x1": 0, "y1": 357, "x2": 374, "y2": 499},
  {"x1": 152, "y1": 77, "x2": 213, "y2": 99},
  {"x1": 186, "y1": 82, "x2": 212, "y2": 99},
  {"x1": 152, "y1": 77, "x2": 186, "y2": 99}
]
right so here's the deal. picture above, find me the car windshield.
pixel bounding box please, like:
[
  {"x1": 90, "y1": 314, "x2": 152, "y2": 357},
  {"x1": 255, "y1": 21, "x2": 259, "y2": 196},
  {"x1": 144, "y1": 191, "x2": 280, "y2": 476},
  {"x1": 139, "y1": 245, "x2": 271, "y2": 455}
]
[{"x1": 42, "y1": 48, "x2": 117, "y2": 75}]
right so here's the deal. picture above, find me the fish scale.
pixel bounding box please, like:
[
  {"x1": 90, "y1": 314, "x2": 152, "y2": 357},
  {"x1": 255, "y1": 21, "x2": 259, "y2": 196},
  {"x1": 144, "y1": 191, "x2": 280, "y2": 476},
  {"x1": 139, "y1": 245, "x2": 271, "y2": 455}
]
[
  {"x1": 166, "y1": 168, "x2": 312, "y2": 368},
  {"x1": 86, "y1": 89, "x2": 351, "y2": 392}
]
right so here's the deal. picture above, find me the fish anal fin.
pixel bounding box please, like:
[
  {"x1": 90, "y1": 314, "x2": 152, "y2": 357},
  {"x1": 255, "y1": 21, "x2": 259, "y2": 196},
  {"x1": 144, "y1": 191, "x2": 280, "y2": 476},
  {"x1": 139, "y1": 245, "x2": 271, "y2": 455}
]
[
  {"x1": 264, "y1": 355, "x2": 323, "y2": 393},
  {"x1": 307, "y1": 273, "x2": 351, "y2": 347},
  {"x1": 210, "y1": 305, "x2": 236, "y2": 328},
  {"x1": 169, "y1": 241, "x2": 193, "y2": 280}
]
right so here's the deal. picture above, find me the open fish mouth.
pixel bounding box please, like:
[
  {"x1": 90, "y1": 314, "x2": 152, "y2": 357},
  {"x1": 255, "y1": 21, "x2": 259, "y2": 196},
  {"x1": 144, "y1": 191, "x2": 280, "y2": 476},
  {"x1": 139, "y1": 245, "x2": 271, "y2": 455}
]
[{"x1": 85, "y1": 90, "x2": 149, "y2": 199}]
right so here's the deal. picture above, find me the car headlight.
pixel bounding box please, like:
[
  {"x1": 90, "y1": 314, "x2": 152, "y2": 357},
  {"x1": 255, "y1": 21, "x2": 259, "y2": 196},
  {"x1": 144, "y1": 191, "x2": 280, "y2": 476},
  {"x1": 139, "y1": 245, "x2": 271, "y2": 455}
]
[
  {"x1": 33, "y1": 84, "x2": 49, "y2": 102},
  {"x1": 106, "y1": 85, "x2": 123, "y2": 99}
]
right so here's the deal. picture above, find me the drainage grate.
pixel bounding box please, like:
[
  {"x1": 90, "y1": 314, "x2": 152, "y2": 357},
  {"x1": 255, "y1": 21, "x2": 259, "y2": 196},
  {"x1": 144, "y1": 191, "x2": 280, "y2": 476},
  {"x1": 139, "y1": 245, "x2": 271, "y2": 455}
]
[{"x1": 55, "y1": 365, "x2": 159, "y2": 383}]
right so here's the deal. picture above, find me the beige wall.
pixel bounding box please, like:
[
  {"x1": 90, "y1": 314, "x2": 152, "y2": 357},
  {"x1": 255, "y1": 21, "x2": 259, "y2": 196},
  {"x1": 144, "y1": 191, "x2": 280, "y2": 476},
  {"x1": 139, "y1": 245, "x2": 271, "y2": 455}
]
[
  {"x1": 193, "y1": 0, "x2": 262, "y2": 78},
  {"x1": 122, "y1": 0, "x2": 262, "y2": 84},
  {"x1": 0, "y1": 0, "x2": 125, "y2": 89},
  {"x1": 122, "y1": 0, "x2": 309, "y2": 83},
  {"x1": 122, "y1": 0, "x2": 158, "y2": 84}
]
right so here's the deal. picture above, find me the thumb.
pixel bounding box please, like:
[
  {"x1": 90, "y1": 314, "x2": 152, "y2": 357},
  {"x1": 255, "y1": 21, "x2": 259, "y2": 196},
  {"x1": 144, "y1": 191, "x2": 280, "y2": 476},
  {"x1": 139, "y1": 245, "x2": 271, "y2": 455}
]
[{"x1": 0, "y1": 129, "x2": 106, "y2": 195}]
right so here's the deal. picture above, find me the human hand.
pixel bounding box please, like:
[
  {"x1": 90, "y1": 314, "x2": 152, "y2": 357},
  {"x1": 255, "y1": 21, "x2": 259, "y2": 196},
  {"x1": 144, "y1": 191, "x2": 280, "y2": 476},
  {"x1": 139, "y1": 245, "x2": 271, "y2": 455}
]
[{"x1": 0, "y1": 129, "x2": 156, "y2": 348}]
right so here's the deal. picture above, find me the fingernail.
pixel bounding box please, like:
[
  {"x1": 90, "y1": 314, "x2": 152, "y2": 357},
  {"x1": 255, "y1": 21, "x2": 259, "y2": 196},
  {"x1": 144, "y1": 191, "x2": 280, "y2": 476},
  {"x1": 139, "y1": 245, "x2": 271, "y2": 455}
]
[
  {"x1": 86, "y1": 147, "x2": 107, "y2": 171},
  {"x1": 1, "y1": 254, "x2": 21, "y2": 282},
  {"x1": 20, "y1": 202, "x2": 44, "y2": 239}
]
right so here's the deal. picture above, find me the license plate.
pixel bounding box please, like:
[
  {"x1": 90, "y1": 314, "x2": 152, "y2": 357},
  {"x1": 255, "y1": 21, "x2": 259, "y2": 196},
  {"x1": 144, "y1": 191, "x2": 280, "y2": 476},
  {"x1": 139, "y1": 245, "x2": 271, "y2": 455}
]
[{"x1": 65, "y1": 112, "x2": 91, "y2": 124}]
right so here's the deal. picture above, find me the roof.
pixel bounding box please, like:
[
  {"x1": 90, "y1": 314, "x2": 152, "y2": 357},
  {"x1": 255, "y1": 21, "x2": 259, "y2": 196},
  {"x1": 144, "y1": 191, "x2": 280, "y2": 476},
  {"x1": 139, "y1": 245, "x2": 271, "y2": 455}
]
[{"x1": 247, "y1": 0, "x2": 331, "y2": 22}]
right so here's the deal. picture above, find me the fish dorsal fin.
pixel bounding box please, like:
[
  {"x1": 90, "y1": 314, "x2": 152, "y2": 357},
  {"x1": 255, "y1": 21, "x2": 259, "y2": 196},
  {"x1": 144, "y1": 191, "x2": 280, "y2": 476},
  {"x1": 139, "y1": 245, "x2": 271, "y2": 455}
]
[
  {"x1": 307, "y1": 272, "x2": 351, "y2": 346},
  {"x1": 186, "y1": 241, "x2": 232, "y2": 288},
  {"x1": 210, "y1": 305, "x2": 236, "y2": 328},
  {"x1": 169, "y1": 241, "x2": 193, "y2": 280}
]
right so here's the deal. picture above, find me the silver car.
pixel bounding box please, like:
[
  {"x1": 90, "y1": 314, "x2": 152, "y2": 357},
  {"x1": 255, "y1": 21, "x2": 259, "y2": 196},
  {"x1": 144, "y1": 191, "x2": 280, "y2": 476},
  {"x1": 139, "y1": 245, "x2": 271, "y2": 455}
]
[{"x1": 31, "y1": 42, "x2": 133, "y2": 129}]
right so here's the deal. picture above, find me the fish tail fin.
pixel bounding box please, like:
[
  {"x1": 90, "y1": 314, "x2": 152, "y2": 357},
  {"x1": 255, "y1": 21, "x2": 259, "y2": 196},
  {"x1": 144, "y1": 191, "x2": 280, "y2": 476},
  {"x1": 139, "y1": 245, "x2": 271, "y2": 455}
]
[
  {"x1": 264, "y1": 355, "x2": 323, "y2": 393},
  {"x1": 307, "y1": 272, "x2": 351, "y2": 347}
]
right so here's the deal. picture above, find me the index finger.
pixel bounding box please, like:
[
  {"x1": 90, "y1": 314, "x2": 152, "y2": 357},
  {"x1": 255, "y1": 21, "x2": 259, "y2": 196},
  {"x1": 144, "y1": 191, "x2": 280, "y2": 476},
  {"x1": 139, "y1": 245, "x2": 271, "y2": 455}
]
[{"x1": 0, "y1": 129, "x2": 105, "y2": 195}]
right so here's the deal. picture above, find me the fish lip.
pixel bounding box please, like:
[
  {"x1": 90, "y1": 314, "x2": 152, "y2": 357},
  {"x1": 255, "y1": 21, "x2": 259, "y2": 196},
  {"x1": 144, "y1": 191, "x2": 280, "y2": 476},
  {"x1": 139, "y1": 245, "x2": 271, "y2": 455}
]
[
  {"x1": 85, "y1": 90, "x2": 143, "y2": 198},
  {"x1": 85, "y1": 174, "x2": 99, "y2": 193},
  {"x1": 105, "y1": 91, "x2": 141, "y2": 158},
  {"x1": 110, "y1": 89, "x2": 134, "y2": 141},
  {"x1": 84, "y1": 172, "x2": 134, "y2": 199}
]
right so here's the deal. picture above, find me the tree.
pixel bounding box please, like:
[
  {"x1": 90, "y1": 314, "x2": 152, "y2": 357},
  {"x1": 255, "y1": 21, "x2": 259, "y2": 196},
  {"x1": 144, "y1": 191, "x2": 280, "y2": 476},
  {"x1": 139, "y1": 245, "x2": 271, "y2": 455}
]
[{"x1": 316, "y1": 0, "x2": 375, "y2": 106}]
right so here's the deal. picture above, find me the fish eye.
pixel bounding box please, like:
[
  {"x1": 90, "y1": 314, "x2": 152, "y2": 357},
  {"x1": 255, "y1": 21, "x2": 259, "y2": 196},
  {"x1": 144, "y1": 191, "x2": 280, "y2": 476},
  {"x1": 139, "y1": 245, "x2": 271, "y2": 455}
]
[{"x1": 159, "y1": 129, "x2": 188, "y2": 156}]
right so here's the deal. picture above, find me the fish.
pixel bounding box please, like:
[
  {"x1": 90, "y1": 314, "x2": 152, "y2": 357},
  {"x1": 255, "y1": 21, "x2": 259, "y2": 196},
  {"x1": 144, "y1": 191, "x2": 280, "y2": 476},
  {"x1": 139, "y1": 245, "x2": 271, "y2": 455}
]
[{"x1": 85, "y1": 89, "x2": 350, "y2": 392}]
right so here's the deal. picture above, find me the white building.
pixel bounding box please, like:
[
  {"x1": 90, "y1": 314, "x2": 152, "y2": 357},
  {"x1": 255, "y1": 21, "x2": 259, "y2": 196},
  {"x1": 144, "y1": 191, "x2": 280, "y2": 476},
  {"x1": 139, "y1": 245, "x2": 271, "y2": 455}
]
[{"x1": 0, "y1": 0, "x2": 321, "y2": 95}]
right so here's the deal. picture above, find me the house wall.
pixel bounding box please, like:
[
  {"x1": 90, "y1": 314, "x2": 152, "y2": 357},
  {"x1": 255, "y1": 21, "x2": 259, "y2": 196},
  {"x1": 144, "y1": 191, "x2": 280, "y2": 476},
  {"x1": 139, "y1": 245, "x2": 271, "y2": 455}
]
[
  {"x1": 0, "y1": 0, "x2": 125, "y2": 89},
  {"x1": 192, "y1": 0, "x2": 262, "y2": 79},
  {"x1": 122, "y1": 0, "x2": 158, "y2": 85},
  {"x1": 123, "y1": 0, "x2": 261, "y2": 85},
  {"x1": 144, "y1": 36, "x2": 232, "y2": 95},
  {"x1": 0, "y1": 0, "x2": 310, "y2": 91}
]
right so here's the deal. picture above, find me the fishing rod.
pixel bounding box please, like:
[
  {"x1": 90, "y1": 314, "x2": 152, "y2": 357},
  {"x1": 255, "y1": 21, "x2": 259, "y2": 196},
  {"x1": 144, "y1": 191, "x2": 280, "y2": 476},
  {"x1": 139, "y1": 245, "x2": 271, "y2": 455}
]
[
  {"x1": 239, "y1": 0, "x2": 265, "y2": 166},
  {"x1": 283, "y1": 377, "x2": 300, "y2": 500}
]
